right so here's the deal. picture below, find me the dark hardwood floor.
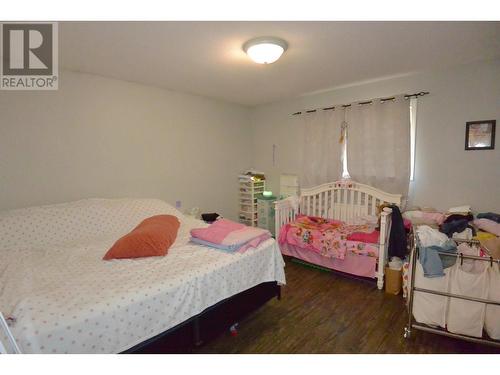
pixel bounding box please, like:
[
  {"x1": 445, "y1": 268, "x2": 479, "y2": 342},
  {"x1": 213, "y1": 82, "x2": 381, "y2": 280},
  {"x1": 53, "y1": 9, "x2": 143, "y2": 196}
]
[{"x1": 195, "y1": 257, "x2": 500, "y2": 354}]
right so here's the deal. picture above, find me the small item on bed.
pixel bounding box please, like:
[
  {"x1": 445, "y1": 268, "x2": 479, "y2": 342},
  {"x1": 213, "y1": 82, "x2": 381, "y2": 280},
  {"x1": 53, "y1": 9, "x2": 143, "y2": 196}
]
[
  {"x1": 103, "y1": 214, "x2": 180, "y2": 260},
  {"x1": 190, "y1": 218, "x2": 271, "y2": 252},
  {"x1": 201, "y1": 212, "x2": 220, "y2": 223}
]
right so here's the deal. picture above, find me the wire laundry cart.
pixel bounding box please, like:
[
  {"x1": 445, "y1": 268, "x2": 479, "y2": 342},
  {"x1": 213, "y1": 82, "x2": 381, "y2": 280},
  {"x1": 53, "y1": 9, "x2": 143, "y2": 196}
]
[{"x1": 404, "y1": 228, "x2": 500, "y2": 348}]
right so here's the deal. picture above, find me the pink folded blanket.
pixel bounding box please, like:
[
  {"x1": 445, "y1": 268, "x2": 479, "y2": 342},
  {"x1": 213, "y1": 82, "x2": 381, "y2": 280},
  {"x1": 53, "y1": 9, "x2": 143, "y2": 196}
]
[
  {"x1": 190, "y1": 219, "x2": 271, "y2": 252},
  {"x1": 347, "y1": 230, "x2": 380, "y2": 244}
]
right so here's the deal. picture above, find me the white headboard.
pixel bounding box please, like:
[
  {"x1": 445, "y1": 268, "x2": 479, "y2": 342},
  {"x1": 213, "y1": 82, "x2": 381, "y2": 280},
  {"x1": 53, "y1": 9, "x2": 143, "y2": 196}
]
[{"x1": 299, "y1": 180, "x2": 402, "y2": 222}]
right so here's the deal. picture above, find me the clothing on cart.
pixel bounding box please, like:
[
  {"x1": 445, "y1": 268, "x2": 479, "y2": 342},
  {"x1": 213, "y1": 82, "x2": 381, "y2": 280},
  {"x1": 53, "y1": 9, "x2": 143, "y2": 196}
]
[{"x1": 419, "y1": 239, "x2": 457, "y2": 278}]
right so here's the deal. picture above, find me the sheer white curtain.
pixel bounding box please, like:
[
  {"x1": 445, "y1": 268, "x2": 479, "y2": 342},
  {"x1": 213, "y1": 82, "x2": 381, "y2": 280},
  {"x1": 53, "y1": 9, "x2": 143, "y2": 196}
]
[
  {"x1": 346, "y1": 95, "x2": 410, "y2": 197},
  {"x1": 298, "y1": 109, "x2": 343, "y2": 188}
]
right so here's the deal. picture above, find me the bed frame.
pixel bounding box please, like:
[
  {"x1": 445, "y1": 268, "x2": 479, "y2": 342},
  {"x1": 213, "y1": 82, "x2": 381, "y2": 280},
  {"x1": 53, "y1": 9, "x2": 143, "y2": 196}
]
[
  {"x1": 124, "y1": 281, "x2": 280, "y2": 353},
  {"x1": 275, "y1": 180, "x2": 402, "y2": 289}
]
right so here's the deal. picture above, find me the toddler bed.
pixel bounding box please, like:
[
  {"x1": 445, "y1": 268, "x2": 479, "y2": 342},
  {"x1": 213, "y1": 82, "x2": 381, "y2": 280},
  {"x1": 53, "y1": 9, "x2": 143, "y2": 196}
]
[{"x1": 275, "y1": 180, "x2": 402, "y2": 289}]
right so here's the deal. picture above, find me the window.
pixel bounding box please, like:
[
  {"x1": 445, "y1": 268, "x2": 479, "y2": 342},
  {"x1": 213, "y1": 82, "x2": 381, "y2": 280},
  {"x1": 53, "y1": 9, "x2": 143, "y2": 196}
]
[{"x1": 340, "y1": 99, "x2": 416, "y2": 182}]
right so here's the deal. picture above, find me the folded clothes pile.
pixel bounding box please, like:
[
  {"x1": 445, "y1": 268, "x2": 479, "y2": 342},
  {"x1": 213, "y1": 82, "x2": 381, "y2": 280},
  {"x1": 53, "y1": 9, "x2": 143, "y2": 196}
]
[
  {"x1": 439, "y1": 205, "x2": 475, "y2": 238},
  {"x1": 416, "y1": 208, "x2": 500, "y2": 278},
  {"x1": 190, "y1": 218, "x2": 271, "y2": 253},
  {"x1": 474, "y1": 217, "x2": 500, "y2": 237},
  {"x1": 471, "y1": 212, "x2": 500, "y2": 248}
]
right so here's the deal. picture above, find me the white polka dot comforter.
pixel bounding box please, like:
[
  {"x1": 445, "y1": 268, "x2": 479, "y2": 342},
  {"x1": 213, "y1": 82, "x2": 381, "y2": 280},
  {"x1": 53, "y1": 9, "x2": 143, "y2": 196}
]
[{"x1": 0, "y1": 198, "x2": 286, "y2": 353}]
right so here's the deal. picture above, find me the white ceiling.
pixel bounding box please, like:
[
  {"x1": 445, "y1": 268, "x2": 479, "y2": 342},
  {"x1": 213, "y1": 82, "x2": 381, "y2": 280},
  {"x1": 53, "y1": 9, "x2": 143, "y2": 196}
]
[{"x1": 60, "y1": 21, "x2": 500, "y2": 106}]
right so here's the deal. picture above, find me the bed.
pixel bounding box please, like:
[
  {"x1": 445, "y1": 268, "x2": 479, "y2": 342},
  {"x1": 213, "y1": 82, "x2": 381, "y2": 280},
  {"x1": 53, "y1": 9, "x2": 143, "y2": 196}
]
[
  {"x1": 275, "y1": 180, "x2": 402, "y2": 289},
  {"x1": 0, "y1": 198, "x2": 286, "y2": 354}
]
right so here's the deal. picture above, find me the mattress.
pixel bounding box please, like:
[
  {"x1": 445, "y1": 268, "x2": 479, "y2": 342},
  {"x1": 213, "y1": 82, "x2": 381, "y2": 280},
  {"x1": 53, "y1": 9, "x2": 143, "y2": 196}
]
[
  {"x1": 280, "y1": 242, "x2": 377, "y2": 278},
  {"x1": 0, "y1": 199, "x2": 286, "y2": 354}
]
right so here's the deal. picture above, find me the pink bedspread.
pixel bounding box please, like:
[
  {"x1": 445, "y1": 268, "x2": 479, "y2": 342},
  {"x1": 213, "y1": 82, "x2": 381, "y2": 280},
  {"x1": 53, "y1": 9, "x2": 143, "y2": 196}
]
[{"x1": 278, "y1": 215, "x2": 379, "y2": 260}]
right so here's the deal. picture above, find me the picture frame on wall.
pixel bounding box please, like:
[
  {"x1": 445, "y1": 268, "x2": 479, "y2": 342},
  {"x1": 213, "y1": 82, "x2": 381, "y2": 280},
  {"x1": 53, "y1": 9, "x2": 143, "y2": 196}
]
[{"x1": 465, "y1": 120, "x2": 496, "y2": 150}]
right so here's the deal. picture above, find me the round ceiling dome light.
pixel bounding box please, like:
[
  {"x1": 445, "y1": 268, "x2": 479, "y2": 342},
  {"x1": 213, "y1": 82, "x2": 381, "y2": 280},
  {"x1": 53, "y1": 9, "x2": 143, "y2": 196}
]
[{"x1": 243, "y1": 37, "x2": 288, "y2": 64}]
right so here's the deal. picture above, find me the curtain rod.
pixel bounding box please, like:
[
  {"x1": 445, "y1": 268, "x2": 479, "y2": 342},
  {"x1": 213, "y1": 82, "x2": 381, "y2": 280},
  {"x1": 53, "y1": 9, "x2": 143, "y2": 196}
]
[{"x1": 291, "y1": 91, "x2": 429, "y2": 116}]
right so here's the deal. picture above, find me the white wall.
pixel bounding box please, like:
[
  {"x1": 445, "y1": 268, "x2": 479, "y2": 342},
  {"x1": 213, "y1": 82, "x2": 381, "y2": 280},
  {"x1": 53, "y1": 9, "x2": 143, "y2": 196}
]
[
  {"x1": 1, "y1": 61, "x2": 498, "y2": 217},
  {"x1": 0, "y1": 70, "x2": 252, "y2": 219},
  {"x1": 251, "y1": 60, "x2": 500, "y2": 213}
]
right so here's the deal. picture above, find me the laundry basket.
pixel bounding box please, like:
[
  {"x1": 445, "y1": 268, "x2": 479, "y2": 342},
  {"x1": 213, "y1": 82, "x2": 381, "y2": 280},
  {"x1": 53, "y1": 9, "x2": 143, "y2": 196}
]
[
  {"x1": 485, "y1": 263, "x2": 500, "y2": 340},
  {"x1": 447, "y1": 260, "x2": 489, "y2": 338},
  {"x1": 412, "y1": 262, "x2": 450, "y2": 328}
]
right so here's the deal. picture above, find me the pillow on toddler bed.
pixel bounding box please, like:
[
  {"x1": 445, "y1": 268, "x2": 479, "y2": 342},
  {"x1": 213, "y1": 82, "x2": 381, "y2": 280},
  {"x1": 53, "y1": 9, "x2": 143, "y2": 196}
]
[{"x1": 103, "y1": 214, "x2": 180, "y2": 260}]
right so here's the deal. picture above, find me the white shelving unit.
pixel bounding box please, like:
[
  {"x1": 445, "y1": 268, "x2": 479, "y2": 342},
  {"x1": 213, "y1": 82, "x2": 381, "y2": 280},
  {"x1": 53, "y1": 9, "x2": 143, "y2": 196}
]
[{"x1": 238, "y1": 173, "x2": 265, "y2": 227}]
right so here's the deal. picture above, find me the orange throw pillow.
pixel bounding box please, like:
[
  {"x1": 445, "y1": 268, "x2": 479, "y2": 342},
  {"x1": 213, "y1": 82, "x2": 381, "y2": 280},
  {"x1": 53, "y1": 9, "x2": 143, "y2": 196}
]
[{"x1": 103, "y1": 215, "x2": 180, "y2": 260}]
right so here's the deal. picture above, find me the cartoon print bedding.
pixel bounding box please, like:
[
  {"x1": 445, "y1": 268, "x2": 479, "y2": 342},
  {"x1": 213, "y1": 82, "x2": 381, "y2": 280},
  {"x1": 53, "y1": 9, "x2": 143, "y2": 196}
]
[{"x1": 278, "y1": 215, "x2": 380, "y2": 260}]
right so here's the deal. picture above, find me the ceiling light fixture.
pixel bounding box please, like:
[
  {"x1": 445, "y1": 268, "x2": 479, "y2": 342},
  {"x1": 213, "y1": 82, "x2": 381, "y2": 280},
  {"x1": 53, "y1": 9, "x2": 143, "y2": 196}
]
[{"x1": 243, "y1": 37, "x2": 288, "y2": 64}]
